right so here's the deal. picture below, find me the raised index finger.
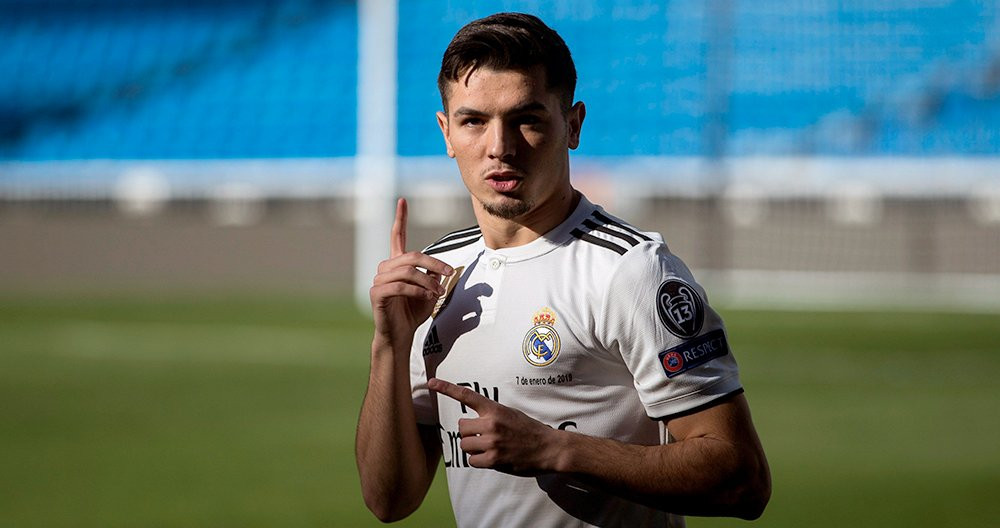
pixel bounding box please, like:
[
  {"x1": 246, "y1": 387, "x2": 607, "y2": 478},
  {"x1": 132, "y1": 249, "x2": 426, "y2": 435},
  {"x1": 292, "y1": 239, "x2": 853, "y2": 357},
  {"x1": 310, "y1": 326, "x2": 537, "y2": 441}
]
[
  {"x1": 390, "y1": 198, "x2": 407, "y2": 258},
  {"x1": 428, "y1": 378, "x2": 496, "y2": 413}
]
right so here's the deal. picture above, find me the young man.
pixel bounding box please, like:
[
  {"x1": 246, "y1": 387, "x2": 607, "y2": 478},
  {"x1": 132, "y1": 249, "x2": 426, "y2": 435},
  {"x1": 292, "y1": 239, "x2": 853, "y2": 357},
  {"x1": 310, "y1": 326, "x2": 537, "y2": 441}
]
[{"x1": 356, "y1": 12, "x2": 770, "y2": 527}]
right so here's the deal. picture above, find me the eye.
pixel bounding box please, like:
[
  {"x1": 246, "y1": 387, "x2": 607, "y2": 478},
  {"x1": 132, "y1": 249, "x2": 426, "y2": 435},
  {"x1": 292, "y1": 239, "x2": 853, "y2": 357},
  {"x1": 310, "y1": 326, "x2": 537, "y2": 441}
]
[
  {"x1": 461, "y1": 117, "x2": 484, "y2": 127},
  {"x1": 518, "y1": 115, "x2": 542, "y2": 126}
]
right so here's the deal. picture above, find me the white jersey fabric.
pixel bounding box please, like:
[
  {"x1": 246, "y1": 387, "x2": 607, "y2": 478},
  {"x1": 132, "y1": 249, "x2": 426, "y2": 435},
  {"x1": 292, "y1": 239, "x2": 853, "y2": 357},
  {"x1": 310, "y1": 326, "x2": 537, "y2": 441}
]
[{"x1": 410, "y1": 195, "x2": 743, "y2": 528}]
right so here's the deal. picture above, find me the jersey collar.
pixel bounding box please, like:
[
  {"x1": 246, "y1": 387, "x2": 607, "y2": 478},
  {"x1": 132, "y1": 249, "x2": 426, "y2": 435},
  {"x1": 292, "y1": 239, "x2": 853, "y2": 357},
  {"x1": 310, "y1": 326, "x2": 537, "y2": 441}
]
[{"x1": 481, "y1": 194, "x2": 597, "y2": 263}]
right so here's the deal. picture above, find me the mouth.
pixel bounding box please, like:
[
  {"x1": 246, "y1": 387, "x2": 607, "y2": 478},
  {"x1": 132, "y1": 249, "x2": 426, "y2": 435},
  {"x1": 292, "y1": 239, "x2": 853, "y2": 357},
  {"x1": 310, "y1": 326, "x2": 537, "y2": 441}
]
[{"x1": 485, "y1": 170, "x2": 523, "y2": 193}]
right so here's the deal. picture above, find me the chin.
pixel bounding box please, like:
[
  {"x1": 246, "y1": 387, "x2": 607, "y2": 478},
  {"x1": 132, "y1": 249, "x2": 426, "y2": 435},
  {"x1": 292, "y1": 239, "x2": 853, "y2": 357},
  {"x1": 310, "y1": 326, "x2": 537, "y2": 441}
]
[{"x1": 481, "y1": 196, "x2": 533, "y2": 220}]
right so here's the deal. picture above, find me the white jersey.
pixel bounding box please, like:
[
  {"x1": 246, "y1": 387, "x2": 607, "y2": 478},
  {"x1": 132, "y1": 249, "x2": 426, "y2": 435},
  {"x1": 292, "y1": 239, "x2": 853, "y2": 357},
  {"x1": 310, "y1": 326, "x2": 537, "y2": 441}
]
[{"x1": 409, "y1": 195, "x2": 742, "y2": 528}]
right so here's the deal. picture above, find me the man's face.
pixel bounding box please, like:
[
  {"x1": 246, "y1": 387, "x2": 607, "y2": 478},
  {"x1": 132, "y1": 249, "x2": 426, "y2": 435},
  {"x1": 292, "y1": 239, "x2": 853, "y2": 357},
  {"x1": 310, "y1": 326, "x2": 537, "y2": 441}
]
[{"x1": 437, "y1": 66, "x2": 584, "y2": 222}]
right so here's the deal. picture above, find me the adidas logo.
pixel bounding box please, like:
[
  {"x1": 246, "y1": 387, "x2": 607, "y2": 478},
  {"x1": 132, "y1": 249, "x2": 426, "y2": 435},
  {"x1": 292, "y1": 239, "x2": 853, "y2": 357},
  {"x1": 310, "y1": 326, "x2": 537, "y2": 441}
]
[{"x1": 423, "y1": 326, "x2": 443, "y2": 356}]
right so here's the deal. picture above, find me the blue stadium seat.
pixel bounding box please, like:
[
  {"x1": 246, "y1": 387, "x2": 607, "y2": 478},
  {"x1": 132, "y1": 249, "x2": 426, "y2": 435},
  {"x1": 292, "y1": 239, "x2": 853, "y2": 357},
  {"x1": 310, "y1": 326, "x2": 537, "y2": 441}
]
[{"x1": 0, "y1": 0, "x2": 997, "y2": 160}]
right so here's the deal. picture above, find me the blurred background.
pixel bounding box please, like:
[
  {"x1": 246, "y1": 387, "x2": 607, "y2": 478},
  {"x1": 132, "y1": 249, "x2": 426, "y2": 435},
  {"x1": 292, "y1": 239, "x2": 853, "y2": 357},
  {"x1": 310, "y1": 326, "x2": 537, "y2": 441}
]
[{"x1": 1, "y1": 1, "x2": 998, "y2": 527}]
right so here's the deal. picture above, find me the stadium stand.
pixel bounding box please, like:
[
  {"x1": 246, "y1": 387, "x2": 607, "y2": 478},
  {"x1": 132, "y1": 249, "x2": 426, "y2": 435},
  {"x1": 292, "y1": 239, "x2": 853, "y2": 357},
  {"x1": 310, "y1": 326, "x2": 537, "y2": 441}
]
[
  {"x1": 0, "y1": 1, "x2": 998, "y2": 308},
  {"x1": 399, "y1": 1, "x2": 1000, "y2": 157},
  {"x1": 0, "y1": 0, "x2": 356, "y2": 160},
  {"x1": 0, "y1": 1, "x2": 996, "y2": 160}
]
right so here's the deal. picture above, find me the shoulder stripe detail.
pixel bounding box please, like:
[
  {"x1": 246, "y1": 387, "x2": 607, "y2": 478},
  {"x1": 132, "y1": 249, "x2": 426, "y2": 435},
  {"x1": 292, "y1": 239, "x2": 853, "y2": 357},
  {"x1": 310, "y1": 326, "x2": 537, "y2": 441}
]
[
  {"x1": 582, "y1": 219, "x2": 639, "y2": 247},
  {"x1": 425, "y1": 235, "x2": 481, "y2": 255},
  {"x1": 591, "y1": 211, "x2": 653, "y2": 242},
  {"x1": 571, "y1": 228, "x2": 627, "y2": 255},
  {"x1": 444, "y1": 225, "x2": 482, "y2": 238},
  {"x1": 425, "y1": 225, "x2": 481, "y2": 252}
]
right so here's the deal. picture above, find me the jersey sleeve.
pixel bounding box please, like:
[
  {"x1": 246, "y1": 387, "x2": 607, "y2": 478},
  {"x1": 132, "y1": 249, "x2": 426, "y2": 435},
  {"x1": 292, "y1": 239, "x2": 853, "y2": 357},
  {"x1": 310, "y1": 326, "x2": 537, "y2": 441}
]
[
  {"x1": 409, "y1": 318, "x2": 439, "y2": 426},
  {"x1": 596, "y1": 242, "x2": 742, "y2": 420}
]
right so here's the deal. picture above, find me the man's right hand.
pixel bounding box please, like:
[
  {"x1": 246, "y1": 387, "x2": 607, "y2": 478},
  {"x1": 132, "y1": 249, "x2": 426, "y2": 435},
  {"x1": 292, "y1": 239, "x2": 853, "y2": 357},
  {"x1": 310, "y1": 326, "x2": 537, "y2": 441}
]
[
  {"x1": 369, "y1": 198, "x2": 454, "y2": 348},
  {"x1": 359, "y1": 197, "x2": 449, "y2": 522}
]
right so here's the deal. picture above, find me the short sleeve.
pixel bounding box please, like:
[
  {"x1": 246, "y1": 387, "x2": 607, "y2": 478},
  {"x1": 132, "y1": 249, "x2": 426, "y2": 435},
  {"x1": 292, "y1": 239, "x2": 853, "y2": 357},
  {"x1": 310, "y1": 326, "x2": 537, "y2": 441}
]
[
  {"x1": 596, "y1": 242, "x2": 742, "y2": 419},
  {"x1": 409, "y1": 318, "x2": 439, "y2": 425}
]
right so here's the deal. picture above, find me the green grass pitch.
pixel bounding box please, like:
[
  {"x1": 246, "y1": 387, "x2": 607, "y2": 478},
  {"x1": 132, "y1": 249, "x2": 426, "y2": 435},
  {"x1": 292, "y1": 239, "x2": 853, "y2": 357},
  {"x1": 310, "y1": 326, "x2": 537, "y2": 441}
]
[{"x1": 1, "y1": 294, "x2": 998, "y2": 527}]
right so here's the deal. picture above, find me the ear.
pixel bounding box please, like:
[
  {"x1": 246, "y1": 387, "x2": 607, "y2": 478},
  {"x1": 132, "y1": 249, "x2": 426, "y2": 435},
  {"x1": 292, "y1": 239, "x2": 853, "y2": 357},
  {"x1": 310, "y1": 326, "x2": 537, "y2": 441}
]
[
  {"x1": 436, "y1": 111, "x2": 456, "y2": 158},
  {"x1": 567, "y1": 101, "x2": 586, "y2": 150}
]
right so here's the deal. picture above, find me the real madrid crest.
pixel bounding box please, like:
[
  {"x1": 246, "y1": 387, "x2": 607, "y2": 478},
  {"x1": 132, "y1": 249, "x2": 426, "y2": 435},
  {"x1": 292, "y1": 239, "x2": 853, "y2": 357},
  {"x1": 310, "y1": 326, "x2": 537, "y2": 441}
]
[{"x1": 522, "y1": 308, "x2": 561, "y2": 367}]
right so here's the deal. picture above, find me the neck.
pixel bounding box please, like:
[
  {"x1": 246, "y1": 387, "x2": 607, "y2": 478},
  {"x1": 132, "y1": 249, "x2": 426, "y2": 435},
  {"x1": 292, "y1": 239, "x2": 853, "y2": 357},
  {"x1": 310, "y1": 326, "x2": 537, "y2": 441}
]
[{"x1": 476, "y1": 188, "x2": 581, "y2": 249}]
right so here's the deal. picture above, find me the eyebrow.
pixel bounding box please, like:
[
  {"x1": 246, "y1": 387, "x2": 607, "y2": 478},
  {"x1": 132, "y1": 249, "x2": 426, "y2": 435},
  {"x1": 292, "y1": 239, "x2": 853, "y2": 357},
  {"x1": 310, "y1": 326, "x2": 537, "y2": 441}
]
[{"x1": 452, "y1": 101, "x2": 549, "y2": 118}]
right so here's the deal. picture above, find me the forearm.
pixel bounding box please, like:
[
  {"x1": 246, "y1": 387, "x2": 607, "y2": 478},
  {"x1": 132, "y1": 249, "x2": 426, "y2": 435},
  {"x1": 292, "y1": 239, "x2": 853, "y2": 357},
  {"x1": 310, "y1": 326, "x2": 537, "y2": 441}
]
[
  {"x1": 355, "y1": 337, "x2": 437, "y2": 521},
  {"x1": 551, "y1": 429, "x2": 768, "y2": 519}
]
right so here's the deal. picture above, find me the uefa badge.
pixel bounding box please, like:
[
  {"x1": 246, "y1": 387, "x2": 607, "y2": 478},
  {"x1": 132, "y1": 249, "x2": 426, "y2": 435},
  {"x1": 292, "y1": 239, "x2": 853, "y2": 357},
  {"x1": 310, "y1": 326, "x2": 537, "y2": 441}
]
[
  {"x1": 661, "y1": 351, "x2": 684, "y2": 375},
  {"x1": 522, "y1": 308, "x2": 561, "y2": 367}
]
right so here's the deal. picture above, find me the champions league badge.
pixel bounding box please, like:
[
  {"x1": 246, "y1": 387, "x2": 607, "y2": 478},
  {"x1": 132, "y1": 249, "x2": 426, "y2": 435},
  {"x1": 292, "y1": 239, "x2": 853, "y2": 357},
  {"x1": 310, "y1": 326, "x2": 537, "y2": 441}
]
[
  {"x1": 656, "y1": 279, "x2": 704, "y2": 338},
  {"x1": 522, "y1": 308, "x2": 561, "y2": 367}
]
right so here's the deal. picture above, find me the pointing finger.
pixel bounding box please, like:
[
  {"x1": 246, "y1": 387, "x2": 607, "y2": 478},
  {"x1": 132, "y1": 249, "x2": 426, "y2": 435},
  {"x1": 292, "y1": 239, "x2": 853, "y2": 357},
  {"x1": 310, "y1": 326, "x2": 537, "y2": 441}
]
[
  {"x1": 428, "y1": 378, "x2": 496, "y2": 413},
  {"x1": 390, "y1": 198, "x2": 407, "y2": 258}
]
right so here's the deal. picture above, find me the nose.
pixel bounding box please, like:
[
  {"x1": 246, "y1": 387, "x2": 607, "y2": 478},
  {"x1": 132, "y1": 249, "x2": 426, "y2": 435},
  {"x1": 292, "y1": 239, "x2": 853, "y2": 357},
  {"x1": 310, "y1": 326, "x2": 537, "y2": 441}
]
[{"x1": 487, "y1": 122, "x2": 517, "y2": 160}]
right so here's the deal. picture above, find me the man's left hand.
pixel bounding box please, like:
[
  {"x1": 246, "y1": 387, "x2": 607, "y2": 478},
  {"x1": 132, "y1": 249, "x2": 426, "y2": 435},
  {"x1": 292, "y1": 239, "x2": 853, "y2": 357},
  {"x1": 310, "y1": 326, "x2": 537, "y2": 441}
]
[{"x1": 428, "y1": 377, "x2": 563, "y2": 476}]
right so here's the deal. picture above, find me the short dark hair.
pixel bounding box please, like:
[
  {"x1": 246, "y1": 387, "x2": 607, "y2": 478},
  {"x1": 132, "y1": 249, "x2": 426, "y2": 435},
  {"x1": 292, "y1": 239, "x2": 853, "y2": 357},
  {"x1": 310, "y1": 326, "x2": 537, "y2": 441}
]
[{"x1": 437, "y1": 12, "x2": 577, "y2": 111}]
